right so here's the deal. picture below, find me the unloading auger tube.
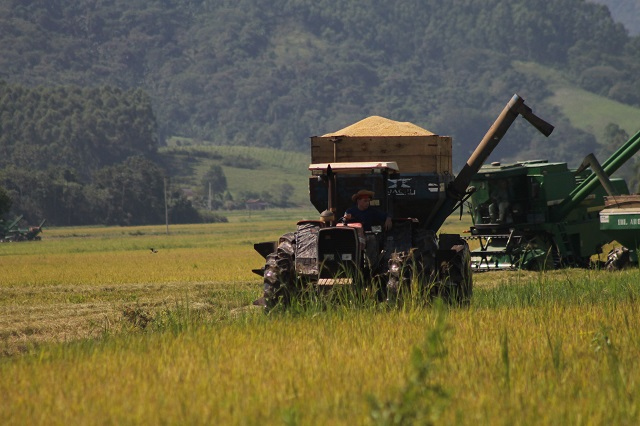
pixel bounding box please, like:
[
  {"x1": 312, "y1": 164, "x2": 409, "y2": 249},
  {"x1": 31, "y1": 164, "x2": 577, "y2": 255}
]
[
  {"x1": 550, "y1": 129, "x2": 640, "y2": 222},
  {"x1": 425, "y1": 94, "x2": 555, "y2": 232}
]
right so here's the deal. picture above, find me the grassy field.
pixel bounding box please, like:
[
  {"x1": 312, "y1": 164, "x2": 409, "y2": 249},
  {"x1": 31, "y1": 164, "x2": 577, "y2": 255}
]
[
  {"x1": 1, "y1": 214, "x2": 639, "y2": 425},
  {"x1": 160, "y1": 143, "x2": 313, "y2": 208}
]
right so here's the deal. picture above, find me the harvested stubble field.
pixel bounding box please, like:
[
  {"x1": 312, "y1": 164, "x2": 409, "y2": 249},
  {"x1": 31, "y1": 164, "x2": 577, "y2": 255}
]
[{"x1": 1, "y1": 213, "x2": 639, "y2": 425}]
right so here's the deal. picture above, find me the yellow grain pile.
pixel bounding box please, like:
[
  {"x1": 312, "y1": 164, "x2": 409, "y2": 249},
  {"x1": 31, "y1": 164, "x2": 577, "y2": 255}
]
[{"x1": 322, "y1": 115, "x2": 434, "y2": 137}]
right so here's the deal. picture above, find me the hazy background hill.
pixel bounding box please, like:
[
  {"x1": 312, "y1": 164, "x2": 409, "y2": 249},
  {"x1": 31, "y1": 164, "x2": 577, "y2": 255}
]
[
  {"x1": 591, "y1": 0, "x2": 640, "y2": 35},
  {"x1": 1, "y1": 0, "x2": 640, "y2": 225}
]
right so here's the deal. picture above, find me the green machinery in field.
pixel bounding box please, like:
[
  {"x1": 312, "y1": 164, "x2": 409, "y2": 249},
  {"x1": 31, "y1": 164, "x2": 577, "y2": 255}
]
[
  {"x1": 465, "y1": 129, "x2": 640, "y2": 270},
  {"x1": 0, "y1": 215, "x2": 23, "y2": 241},
  {"x1": 599, "y1": 194, "x2": 640, "y2": 269},
  {"x1": 0, "y1": 216, "x2": 46, "y2": 242},
  {"x1": 593, "y1": 131, "x2": 640, "y2": 270}
]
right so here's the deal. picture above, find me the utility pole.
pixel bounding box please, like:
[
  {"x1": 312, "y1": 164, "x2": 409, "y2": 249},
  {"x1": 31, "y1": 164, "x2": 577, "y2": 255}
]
[
  {"x1": 208, "y1": 181, "x2": 212, "y2": 211},
  {"x1": 164, "y1": 176, "x2": 169, "y2": 235}
]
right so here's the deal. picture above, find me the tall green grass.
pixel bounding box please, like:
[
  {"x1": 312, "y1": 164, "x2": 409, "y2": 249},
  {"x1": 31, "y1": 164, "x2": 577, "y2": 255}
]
[{"x1": 2, "y1": 282, "x2": 639, "y2": 425}]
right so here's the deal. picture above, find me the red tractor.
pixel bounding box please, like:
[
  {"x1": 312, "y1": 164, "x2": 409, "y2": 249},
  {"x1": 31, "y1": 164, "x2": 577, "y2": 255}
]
[{"x1": 254, "y1": 95, "x2": 553, "y2": 309}]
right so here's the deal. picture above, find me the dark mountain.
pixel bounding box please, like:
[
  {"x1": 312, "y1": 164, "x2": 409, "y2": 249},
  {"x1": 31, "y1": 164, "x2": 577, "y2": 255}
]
[{"x1": 2, "y1": 0, "x2": 640, "y2": 225}]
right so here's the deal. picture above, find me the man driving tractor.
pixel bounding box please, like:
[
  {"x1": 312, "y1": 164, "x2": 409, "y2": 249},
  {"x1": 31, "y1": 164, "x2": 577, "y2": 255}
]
[{"x1": 344, "y1": 189, "x2": 392, "y2": 231}]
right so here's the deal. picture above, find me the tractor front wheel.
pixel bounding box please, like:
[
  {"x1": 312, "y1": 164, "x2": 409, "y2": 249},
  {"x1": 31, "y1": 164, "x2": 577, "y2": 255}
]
[{"x1": 263, "y1": 233, "x2": 296, "y2": 310}]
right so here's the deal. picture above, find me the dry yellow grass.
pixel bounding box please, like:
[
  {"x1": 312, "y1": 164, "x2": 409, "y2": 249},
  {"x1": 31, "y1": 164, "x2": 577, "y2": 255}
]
[
  {"x1": 0, "y1": 222, "x2": 276, "y2": 356},
  {"x1": 1, "y1": 300, "x2": 638, "y2": 425},
  {"x1": 1, "y1": 219, "x2": 639, "y2": 424}
]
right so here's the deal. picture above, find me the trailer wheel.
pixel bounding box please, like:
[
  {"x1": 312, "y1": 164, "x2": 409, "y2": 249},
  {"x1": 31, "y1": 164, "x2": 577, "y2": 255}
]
[
  {"x1": 413, "y1": 228, "x2": 438, "y2": 280},
  {"x1": 440, "y1": 241, "x2": 473, "y2": 306},
  {"x1": 263, "y1": 233, "x2": 296, "y2": 310}
]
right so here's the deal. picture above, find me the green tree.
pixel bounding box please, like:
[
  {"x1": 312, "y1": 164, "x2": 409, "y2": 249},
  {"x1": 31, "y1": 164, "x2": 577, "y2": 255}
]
[
  {"x1": 0, "y1": 83, "x2": 158, "y2": 178},
  {"x1": 0, "y1": 82, "x2": 163, "y2": 225},
  {"x1": 600, "y1": 123, "x2": 636, "y2": 188},
  {"x1": 602, "y1": 123, "x2": 629, "y2": 158},
  {"x1": 273, "y1": 182, "x2": 294, "y2": 207},
  {"x1": 168, "y1": 190, "x2": 202, "y2": 224},
  {"x1": 90, "y1": 156, "x2": 166, "y2": 226},
  {"x1": 0, "y1": 186, "x2": 11, "y2": 218},
  {"x1": 201, "y1": 164, "x2": 227, "y2": 203}
]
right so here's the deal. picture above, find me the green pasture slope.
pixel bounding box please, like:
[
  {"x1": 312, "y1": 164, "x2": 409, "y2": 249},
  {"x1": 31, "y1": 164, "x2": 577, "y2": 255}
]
[
  {"x1": 514, "y1": 60, "x2": 640, "y2": 141},
  {"x1": 160, "y1": 143, "x2": 312, "y2": 208},
  {"x1": 1, "y1": 216, "x2": 639, "y2": 424}
]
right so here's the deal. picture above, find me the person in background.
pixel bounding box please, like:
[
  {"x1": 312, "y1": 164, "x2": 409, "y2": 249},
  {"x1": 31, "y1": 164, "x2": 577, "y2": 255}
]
[
  {"x1": 344, "y1": 189, "x2": 392, "y2": 231},
  {"x1": 488, "y1": 179, "x2": 511, "y2": 223}
]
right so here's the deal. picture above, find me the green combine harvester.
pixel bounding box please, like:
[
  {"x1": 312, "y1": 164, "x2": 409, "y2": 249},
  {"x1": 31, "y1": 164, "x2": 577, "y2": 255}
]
[{"x1": 465, "y1": 129, "x2": 640, "y2": 271}]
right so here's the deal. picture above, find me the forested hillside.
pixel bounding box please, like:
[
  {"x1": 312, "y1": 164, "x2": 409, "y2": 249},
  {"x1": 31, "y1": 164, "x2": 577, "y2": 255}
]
[
  {"x1": 0, "y1": 83, "x2": 216, "y2": 226},
  {"x1": 0, "y1": 84, "x2": 156, "y2": 176},
  {"x1": 2, "y1": 0, "x2": 638, "y2": 153},
  {"x1": 1, "y1": 0, "x2": 640, "y2": 225}
]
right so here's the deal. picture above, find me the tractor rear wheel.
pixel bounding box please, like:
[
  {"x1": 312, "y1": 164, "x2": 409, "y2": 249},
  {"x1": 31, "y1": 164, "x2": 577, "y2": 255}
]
[{"x1": 263, "y1": 233, "x2": 296, "y2": 310}]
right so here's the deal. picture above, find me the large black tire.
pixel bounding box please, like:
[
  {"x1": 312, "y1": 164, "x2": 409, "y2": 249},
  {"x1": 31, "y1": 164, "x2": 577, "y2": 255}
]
[
  {"x1": 263, "y1": 233, "x2": 296, "y2": 310},
  {"x1": 526, "y1": 243, "x2": 560, "y2": 271},
  {"x1": 440, "y1": 241, "x2": 473, "y2": 306},
  {"x1": 386, "y1": 228, "x2": 438, "y2": 304}
]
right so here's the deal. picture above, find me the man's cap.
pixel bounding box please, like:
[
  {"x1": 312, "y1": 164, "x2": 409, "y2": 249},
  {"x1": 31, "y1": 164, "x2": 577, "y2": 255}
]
[{"x1": 352, "y1": 189, "x2": 375, "y2": 202}]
